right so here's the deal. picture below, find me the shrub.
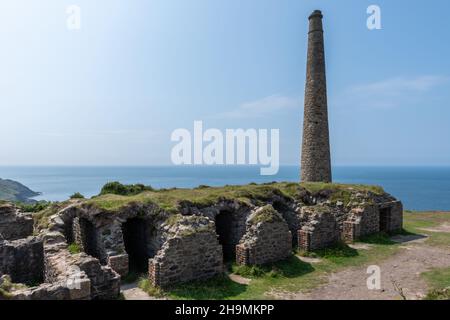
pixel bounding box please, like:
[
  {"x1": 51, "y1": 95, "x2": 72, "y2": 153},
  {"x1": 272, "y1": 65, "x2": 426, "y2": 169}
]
[
  {"x1": 99, "y1": 182, "x2": 154, "y2": 196},
  {"x1": 17, "y1": 201, "x2": 51, "y2": 213},
  {"x1": 70, "y1": 192, "x2": 85, "y2": 199}
]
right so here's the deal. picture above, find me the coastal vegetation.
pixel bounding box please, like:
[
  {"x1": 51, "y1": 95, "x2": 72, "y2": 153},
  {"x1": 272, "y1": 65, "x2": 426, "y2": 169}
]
[
  {"x1": 70, "y1": 192, "x2": 85, "y2": 199},
  {"x1": 87, "y1": 181, "x2": 385, "y2": 213},
  {"x1": 99, "y1": 182, "x2": 154, "y2": 196}
]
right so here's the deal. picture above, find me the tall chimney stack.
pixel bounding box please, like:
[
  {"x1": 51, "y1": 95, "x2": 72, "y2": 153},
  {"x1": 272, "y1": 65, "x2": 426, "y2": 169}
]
[{"x1": 301, "y1": 10, "x2": 332, "y2": 183}]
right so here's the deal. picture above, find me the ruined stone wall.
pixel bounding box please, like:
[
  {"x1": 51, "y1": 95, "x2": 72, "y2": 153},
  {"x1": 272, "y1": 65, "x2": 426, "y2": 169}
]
[
  {"x1": 44, "y1": 231, "x2": 120, "y2": 300},
  {"x1": 5, "y1": 279, "x2": 91, "y2": 300},
  {"x1": 342, "y1": 205, "x2": 378, "y2": 242},
  {"x1": 298, "y1": 206, "x2": 339, "y2": 251},
  {"x1": 0, "y1": 237, "x2": 44, "y2": 285},
  {"x1": 0, "y1": 204, "x2": 33, "y2": 241},
  {"x1": 148, "y1": 216, "x2": 223, "y2": 288},
  {"x1": 236, "y1": 206, "x2": 292, "y2": 265}
]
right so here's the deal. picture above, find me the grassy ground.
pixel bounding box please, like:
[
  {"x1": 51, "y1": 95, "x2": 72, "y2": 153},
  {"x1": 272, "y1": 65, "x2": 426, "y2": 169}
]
[
  {"x1": 422, "y1": 267, "x2": 450, "y2": 300},
  {"x1": 407, "y1": 211, "x2": 450, "y2": 299},
  {"x1": 137, "y1": 211, "x2": 450, "y2": 300},
  {"x1": 403, "y1": 211, "x2": 450, "y2": 248},
  {"x1": 86, "y1": 182, "x2": 385, "y2": 212}
]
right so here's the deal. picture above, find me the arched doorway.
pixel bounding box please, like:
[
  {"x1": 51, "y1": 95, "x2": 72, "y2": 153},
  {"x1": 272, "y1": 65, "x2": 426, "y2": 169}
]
[
  {"x1": 79, "y1": 218, "x2": 99, "y2": 259},
  {"x1": 215, "y1": 210, "x2": 236, "y2": 262},
  {"x1": 122, "y1": 218, "x2": 150, "y2": 273}
]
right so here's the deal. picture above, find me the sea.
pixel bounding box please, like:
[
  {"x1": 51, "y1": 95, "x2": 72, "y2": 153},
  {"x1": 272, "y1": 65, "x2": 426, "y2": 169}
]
[{"x1": 1, "y1": 166, "x2": 449, "y2": 211}]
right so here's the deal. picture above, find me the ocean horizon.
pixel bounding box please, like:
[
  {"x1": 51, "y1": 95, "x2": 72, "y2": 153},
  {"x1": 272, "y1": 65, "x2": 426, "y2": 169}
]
[{"x1": 1, "y1": 165, "x2": 450, "y2": 211}]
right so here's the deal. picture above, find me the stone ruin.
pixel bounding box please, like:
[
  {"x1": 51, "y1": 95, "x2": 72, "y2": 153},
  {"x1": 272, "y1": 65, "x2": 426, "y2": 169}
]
[
  {"x1": 0, "y1": 203, "x2": 119, "y2": 300},
  {"x1": 0, "y1": 183, "x2": 403, "y2": 299}
]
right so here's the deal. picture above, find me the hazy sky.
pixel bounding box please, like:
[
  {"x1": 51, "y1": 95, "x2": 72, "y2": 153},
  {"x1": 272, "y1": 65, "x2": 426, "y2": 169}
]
[{"x1": 1, "y1": 0, "x2": 449, "y2": 166}]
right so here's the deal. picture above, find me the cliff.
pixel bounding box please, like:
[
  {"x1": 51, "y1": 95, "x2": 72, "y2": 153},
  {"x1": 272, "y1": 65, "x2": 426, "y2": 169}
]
[{"x1": 0, "y1": 178, "x2": 40, "y2": 203}]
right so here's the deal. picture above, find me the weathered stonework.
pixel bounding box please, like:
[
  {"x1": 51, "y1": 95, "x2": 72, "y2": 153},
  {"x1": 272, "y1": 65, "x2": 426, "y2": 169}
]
[
  {"x1": 43, "y1": 231, "x2": 120, "y2": 300},
  {"x1": 236, "y1": 206, "x2": 292, "y2": 265},
  {"x1": 0, "y1": 204, "x2": 33, "y2": 241},
  {"x1": 343, "y1": 205, "x2": 380, "y2": 242},
  {"x1": 0, "y1": 180, "x2": 404, "y2": 297},
  {"x1": 148, "y1": 215, "x2": 223, "y2": 288},
  {"x1": 301, "y1": 10, "x2": 332, "y2": 183},
  {"x1": 298, "y1": 206, "x2": 339, "y2": 251},
  {"x1": 0, "y1": 237, "x2": 44, "y2": 285},
  {"x1": 107, "y1": 254, "x2": 129, "y2": 277}
]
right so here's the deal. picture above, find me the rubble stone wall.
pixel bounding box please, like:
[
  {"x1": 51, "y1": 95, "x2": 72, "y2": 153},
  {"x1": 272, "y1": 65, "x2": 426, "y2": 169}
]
[
  {"x1": 236, "y1": 206, "x2": 292, "y2": 265},
  {"x1": 342, "y1": 205, "x2": 380, "y2": 241},
  {"x1": 0, "y1": 204, "x2": 33, "y2": 241},
  {"x1": 149, "y1": 216, "x2": 223, "y2": 288},
  {"x1": 0, "y1": 237, "x2": 44, "y2": 285},
  {"x1": 44, "y1": 231, "x2": 120, "y2": 300},
  {"x1": 298, "y1": 207, "x2": 339, "y2": 251}
]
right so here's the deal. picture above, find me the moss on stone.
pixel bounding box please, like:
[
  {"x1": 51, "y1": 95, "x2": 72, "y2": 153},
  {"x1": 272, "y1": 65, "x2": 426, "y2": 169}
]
[
  {"x1": 33, "y1": 201, "x2": 71, "y2": 230},
  {"x1": 35, "y1": 182, "x2": 386, "y2": 218},
  {"x1": 165, "y1": 214, "x2": 183, "y2": 227},
  {"x1": 248, "y1": 205, "x2": 283, "y2": 225},
  {"x1": 0, "y1": 275, "x2": 27, "y2": 299},
  {"x1": 302, "y1": 205, "x2": 331, "y2": 215}
]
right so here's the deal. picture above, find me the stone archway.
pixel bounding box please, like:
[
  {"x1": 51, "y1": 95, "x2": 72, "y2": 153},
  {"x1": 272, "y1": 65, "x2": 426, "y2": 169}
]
[{"x1": 272, "y1": 200, "x2": 298, "y2": 247}]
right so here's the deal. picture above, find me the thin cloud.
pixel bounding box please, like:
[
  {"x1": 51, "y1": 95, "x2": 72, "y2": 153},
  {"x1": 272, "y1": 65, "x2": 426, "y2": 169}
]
[
  {"x1": 337, "y1": 75, "x2": 448, "y2": 109},
  {"x1": 215, "y1": 94, "x2": 301, "y2": 119}
]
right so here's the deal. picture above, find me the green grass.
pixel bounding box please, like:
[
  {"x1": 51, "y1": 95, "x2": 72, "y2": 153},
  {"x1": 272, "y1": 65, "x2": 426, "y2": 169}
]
[
  {"x1": 403, "y1": 211, "x2": 450, "y2": 248},
  {"x1": 138, "y1": 277, "x2": 165, "y2": 298},
  {"x1": 68, "y1": 243, "x2": 81, "y2": 254},
  {"x1": 422, "y1": 267, "x2": 450, "y2": 300},
  {"x1": 85, "y1": 182, "x2": 385, "y2": 213}
]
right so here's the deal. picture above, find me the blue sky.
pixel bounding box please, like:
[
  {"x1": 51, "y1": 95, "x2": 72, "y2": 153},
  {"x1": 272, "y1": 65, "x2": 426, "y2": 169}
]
[{"x1": 1, "y1": 0, "x2": 449, "y2": 166}]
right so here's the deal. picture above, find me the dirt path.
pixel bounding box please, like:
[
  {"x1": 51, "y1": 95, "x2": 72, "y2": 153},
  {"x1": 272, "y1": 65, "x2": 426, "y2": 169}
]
[
  {"x1": 274, "y1": 240, "x2": 450, "y2": 300},
  {"x1": 121, "y1": 282, "x2": 164, "y2": 300}
]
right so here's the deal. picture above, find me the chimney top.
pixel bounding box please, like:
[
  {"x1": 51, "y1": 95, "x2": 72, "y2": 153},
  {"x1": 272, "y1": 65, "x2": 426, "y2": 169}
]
[{"x1": 309, "y1": 10, "x2": 323, "y2": 20}]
